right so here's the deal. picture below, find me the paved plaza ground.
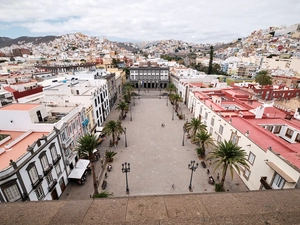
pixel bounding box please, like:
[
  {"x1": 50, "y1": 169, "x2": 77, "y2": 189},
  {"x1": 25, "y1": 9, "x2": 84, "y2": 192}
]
[{"x1": 61, "y1": 90, "x2": 248, "y2": 200}]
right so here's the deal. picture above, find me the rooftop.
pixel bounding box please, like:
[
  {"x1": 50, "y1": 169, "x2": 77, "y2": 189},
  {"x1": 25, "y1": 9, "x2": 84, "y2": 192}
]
[
  {"x1": 0, "y1": 130, "x2": 49, "y2": 170},
  {"x1": 0, "y1": 103, "x2": 40, "y2": 111}
]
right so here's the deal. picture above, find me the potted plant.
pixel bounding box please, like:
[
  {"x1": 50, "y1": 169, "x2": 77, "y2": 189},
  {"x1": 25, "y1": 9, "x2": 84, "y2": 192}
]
[
  {"x1": 105, "y1": 150, "x2": 117, "y2": 162},
  {"x1": 196, "y1": 147, "x2": 205, "y2": 159}
]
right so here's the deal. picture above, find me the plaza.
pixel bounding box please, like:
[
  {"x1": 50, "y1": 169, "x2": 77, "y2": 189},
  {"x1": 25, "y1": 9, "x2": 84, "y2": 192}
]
[{"x1": 61, "y1": 90, "x2": 248, "y2": 200}]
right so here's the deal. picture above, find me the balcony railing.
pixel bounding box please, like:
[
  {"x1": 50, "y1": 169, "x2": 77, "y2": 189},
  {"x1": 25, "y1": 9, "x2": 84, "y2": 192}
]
[
  {"x1": 53, "y1": 155, "x2": 61, "y2": 165},
  {"x1": 32, "y1": 175, "x2": 43, "y2": 189},
  {"x1": 43, "y1": 164, "x2": 53, "y2": 176},
  {"x1": 48, "y1": 179, "x2": 58, "y2": 192}
]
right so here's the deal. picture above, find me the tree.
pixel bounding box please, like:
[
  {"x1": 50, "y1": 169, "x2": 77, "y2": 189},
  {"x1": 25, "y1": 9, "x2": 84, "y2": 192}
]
[
  {"x1": 255, "y1": 70, "x2": 272, "y2": 86},
  {"x1": 169, "y1": 93, "x2": 182, "y2": 112},
  {"x1": 102, "y1": 120, "x2": 124, "y2": 144},
  {"x1": 194, "y1": 131, "x2": 214, "y2": 158},
  {"x1": 185, "y1": 118, "x2": 207, "y2": 140},
  {"x1": 123, "y1": 82, "x2": 134, "y2": 102},
  {"x1": 76, "y1": 134, "x2": 99, "y2": 195},
  {"x1": 166, "y1": 83, "x2": 176, "y2": 94},
  {"x1": 208, "y1": 46, "x2": 214, "y2": 74},
  {"x1": 207, "y1": 140, "x2": 249, "y2": 189},
  {"x1": 116, "y1": 101, "x2": 129, "y2": 118},
  {"x1": 123, "y1": 68, "x2": 130, "y2": 79}
]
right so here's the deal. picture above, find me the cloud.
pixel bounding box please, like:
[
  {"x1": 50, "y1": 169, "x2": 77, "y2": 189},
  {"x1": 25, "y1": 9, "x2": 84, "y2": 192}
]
[{"x1": 0, "y1": 0, "x2": 299, "y2": 43}]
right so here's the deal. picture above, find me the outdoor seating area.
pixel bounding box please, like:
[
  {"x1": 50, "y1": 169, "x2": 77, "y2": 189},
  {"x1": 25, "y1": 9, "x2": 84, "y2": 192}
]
[{"x1": 67, "y1": 159, "x2": 91, "y2": 185}]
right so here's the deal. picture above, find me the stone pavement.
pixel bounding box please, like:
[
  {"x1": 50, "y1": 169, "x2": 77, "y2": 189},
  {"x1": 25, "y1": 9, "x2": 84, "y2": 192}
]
[
  {"x1": 60, "y1": 89, "x2": 248, "y2": 200},
  {"x1": 96, "y1": 90, "x2": 248, "y2": 197}
]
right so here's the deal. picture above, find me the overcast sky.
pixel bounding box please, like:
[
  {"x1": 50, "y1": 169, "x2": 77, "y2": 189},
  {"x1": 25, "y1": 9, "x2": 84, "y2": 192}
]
[{"x1": 0, "y1": 0, "x2": 299, "y2": 44}]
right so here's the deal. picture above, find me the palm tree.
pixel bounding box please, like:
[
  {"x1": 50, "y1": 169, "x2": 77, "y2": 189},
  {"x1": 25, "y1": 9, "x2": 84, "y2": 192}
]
[
  {"x1": 207, "y1": 140, "x2": 249, "y2": 188},
  {"x1": 102, "y1": 120, "x2": 124, "y2": 144},
  {"x1": 171, "y1": 94, "x2": 183, "y2": 112},
  {"x1": 185, "y1": 118, "x2": 207, "y2": 139},
  {"x1": 76, "y1": 134, "x2": 99, "y2": 195},
  {"x1": 116, "y1": 101, "x2": 129, "y2": 118},
  {"x1": 166, "y1": 83, "x2": 176, "y2": 94},
  {"x1": 255, "y1": 70, "x2": 272, "y2": 87},
  {"x1": 194, "y1": 131, "x2": 214, "y2": 158}
]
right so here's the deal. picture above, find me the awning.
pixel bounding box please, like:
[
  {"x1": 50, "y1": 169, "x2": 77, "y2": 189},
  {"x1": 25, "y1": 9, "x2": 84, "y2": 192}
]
[
  {"x1": 68, "y1": 169, "x2": 86, "y2": 179},
  {"x1": 75, "y1": 159, "x2": 90, "y2": 169},
  {"x1": 266, "y1": 161, "x2": 296, "y2": 183}
]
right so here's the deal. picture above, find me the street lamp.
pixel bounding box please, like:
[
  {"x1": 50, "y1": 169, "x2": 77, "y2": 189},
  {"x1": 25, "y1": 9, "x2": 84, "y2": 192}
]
[
  {"x1": 172, "y1": 104, "x2": 174, "y2": 120},
  {"x1": 124, "y1": 127, "x2": 127, "y2": 147},
  {"x1": 130, "y1": 106, "x2": 132, "y2": 121},
  {"x1": 188, "y1": 160, "x2": 198, "y2": 190},
  {"x1": 166, "y1": 95, "x2": 168, "y2": 106},
  {"x1": 122, "y1": 162, "x2": 130, "y2": 194},
  {"x1": 182, "y1": 125, "x2": 186, "y2": 146}
]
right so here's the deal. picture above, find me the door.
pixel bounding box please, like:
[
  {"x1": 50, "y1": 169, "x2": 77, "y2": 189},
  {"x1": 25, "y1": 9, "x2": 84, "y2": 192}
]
[
  {"x1": 51, "y1": 188, "x2": 59, "y2": 200},
  {"x1": 59, "y1": 178, "x2": 66, "y2": 193}
]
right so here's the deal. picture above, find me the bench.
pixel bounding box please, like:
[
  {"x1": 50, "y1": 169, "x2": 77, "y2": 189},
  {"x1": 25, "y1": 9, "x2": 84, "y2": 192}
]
[
  {"x1": 101, "y1": 180, "x2": 107, "y2": 189},
  {"x1": 201, "y1": 161, "x2": 207, "y2": 168}
]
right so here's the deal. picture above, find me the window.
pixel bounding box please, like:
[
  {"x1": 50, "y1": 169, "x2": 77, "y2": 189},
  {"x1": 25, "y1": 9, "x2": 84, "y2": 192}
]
[
  {"x1": 211, "y1": 118, "x2": 214, "y2": 126},
  {"x1": 28, "y1": 166, "x2": 39, "y2": 184},
  {"x1": 3, "y1": 183, "x2": 21, "y2": 202},
  {"x1": 248, "y1": 152, "x2": 256, "y2": 165},
  {"x1": 266, "y1": 126, "x2": 273, "y2": 132},
  {"x1": 217, "y1": 135, "x2": 222, "y2": 143},
  {"x1": 35, "y1": 185, "x2": 45, "y2": 200},
  {"x1": 200, "y1": 107, "x2": 203, "y2": 115},
  {"x1": 272, "y1": 173, "x2": 285, "y2": 189},
  {"x1": 40, "y1": 155, "x2": 50, "y2": 171},
  {"x1": 219, "y1": 125, "x2": 223, "y2": 135},
  {"x1": 230, "y1": 132, "x2": 239, "y2": 145},
  {"x1": 243, "y1": 168, "x2": 251, "y2": 180},
  {"x1": 295, "y1": 134, "x2": 300, "y2": 143},
  {"x1": 46, "y1": 173, "x2": 53, "y2": 185},
  {"x1": 61, "y1": 132, "x2": 66, "y2": 141},
  {"x1": 274, "y1": 126, "x2": 281, "y2": 134},
  {"x1": 285, "y1": 128, "x2": 294, "y2": 138},
  {"x1": 205, "y1": 112, "x2": 208, "y2": 120},
  {"x1": 50, "y1": 145, "x2": 58, "y2": 161},
  {"x1": 209, "y1": 127, "x2": 213, "y2": 135},
  {"x1": 55, "y1": 164, "x2": 62, "y2": 176}
]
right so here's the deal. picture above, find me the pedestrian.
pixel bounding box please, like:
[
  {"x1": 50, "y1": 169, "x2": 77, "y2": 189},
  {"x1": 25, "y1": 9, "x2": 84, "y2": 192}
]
[
  {"x1": 217, "y1": 173, "x2": 220, "y2": 182},
  {"x1": 105, "y1": 172, "x2": 108, "y2": 178},
  {"x1": 172, "y1": 183, "x2": 175, "y2": 188},
  {"x1": 209, "y1": 160, "x2": 212, "y2": 165},
  {"x1": 207, "y1": 169, "x2": 210, "y2": 174}
]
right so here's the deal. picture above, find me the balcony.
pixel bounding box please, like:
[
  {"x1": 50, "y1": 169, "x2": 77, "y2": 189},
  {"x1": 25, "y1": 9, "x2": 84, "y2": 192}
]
[
  {"x1": 32, "y1": 175, "x2": 43, "y2": 189},
  {"x1": 62, "y1": 137, "x2": 72, "y2": 148},
  {"x1": 53, "y1": 155, "x2": 61, "y2": 165},
  {"x1": 48, "y1": 179, "x2": 58, "y2": 192},
  {"x1": 43, "y1": 164, "x2": 53, "y2": 176}
]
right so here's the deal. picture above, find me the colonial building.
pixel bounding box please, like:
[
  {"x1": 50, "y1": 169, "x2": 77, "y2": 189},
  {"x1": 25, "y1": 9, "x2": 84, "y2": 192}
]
[
  {"x1": 188, "y1": 87, "x2": 300, "y2": 190},
  {"x1": 129, "y1": 61, "x2": 169, "y2": 89}
]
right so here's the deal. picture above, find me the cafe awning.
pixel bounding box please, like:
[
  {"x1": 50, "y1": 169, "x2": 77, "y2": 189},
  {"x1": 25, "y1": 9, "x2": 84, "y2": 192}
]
[
  {"x1": 68, "y1": 168, "x2": 86, "y2": 179},
  {"x1": 266, "y1": 161, "x2": 296, "y2": 183},
  {"x1": 75, "y1": 159, "x2": 90, "y2": 169}
]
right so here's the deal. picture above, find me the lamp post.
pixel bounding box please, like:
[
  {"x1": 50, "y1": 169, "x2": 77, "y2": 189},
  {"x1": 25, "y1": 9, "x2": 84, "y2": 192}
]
[
  {"x1": 182, "y1": 125, "x2": 186, "y2": 146},
  {"x1": 188, "y1": 160, "x2": 198, "y2": 190},
  {"x1": 166, "y1": 95, "x2": 168, "y2": 106},
  {"x1": 122, "y1": 162, "x2": 130, "y2": 194},
  {"x1": 124, "y1": 127, "x2": 127, "y2": 147},
  {"x1": 172, "y1": 104, "x2": 174, "y2": 120},
  {"x1": 133, "y1": 96, "x2": 135, "y2": 106},
  {"x1": 130, "y1": 106, "x2": 132, "y2": 121}
]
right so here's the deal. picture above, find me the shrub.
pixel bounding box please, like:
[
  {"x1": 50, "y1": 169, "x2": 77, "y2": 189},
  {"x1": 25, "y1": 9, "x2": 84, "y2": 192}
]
[
  {"x1": 94, "y1": 191, "x2": 113, "y2": 198},
  {"x1": 215, "y1": 183, "x2": 225, "y2": 192}
]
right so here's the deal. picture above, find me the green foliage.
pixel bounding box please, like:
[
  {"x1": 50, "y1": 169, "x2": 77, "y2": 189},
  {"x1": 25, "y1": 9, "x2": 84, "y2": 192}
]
[
  {"x1": 160, "y1": 54, "x2": 182, "y2": 62},
  {"x1": 193, "y1": 131, "x2": 214, "y2": 157},
  {"x1": 71, "y1": 47, "x2": 77, "y2": 51},
  {"x1": 255, "y1": 70, "x2": 272, "y2": 86},
  {"x1": 196, "y1": 147, "x2": 205, "y2": 158},
  {"x1": 0, "y1": 134, "x2": 9, "y2": 141},
  {"x1": 185, "y1": 118, "x2": 207, "y2": 140},
  {"x1": 105, "y1": 151, "x2": 117, "y2": 162},
  {"x1": 76, "y1": 134, "x2": 97, "y2": 159},
  {"x1": 215, "y1": 183, "x2": 225, "y2": 192},
  {"x1": 208, "y1": 46, "x2": 214, "y2": 74},
  {"x1": 94, "y1": 191, "x2": 113, "y2": 198},
  {"x1": 102, "y1": 120, "x2": 124, "y2": 143},
  {"x1": 116, "y1": 101, "x2": 129, "y2": 118},
  {"x1": 207, "y1": 140, "x2": 249, "y2": 187}
]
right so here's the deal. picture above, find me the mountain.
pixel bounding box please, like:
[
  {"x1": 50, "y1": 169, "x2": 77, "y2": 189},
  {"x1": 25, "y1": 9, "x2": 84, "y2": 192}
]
[{"x1": 0, "y1": 36, "x2": 58, "y2": 48}]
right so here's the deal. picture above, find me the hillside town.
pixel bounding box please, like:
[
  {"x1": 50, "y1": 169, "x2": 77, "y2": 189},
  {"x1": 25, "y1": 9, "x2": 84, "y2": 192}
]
[{"x1": 0, "y1": 22, "x2": 300, "y2": 206}]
